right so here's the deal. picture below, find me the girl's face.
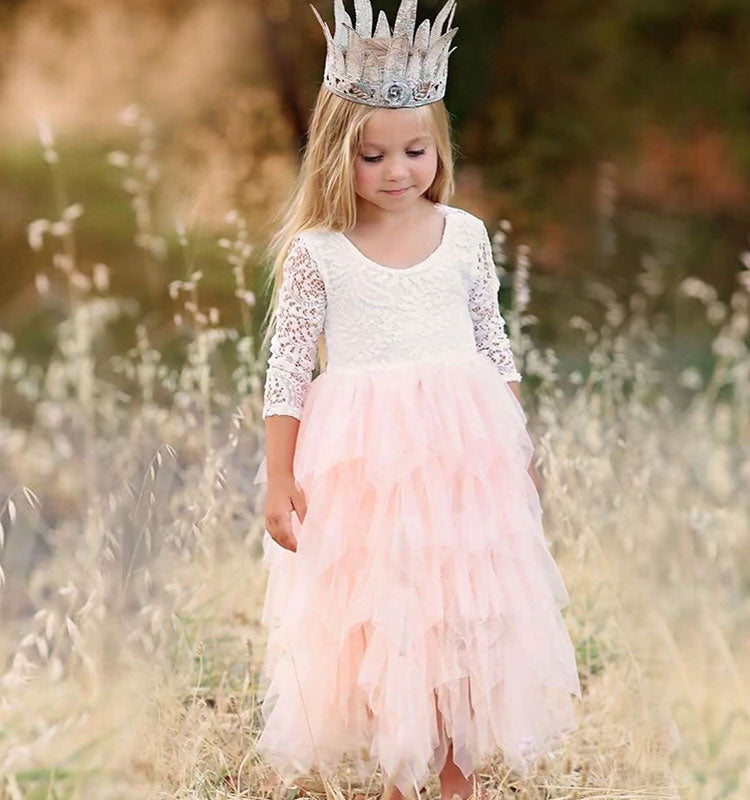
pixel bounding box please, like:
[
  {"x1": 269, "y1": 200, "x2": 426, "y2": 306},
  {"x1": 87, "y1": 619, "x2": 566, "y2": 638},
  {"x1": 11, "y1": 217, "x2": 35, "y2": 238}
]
[{"x1": 353, "y1": 108, "x2": 438, "y2": 210}]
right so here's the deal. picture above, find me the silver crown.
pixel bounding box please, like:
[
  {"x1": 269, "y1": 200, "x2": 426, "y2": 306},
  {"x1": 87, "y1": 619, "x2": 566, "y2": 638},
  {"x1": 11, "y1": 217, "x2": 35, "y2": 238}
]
[{"x1": 309, "y1": 0, "x2": 458, "y2": 108}]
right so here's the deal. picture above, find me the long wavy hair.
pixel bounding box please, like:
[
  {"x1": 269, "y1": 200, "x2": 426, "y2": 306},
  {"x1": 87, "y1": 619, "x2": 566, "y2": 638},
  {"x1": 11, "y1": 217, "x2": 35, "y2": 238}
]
[{"x1": 259, "y1": 79, "x2": 457, "y2": 369}]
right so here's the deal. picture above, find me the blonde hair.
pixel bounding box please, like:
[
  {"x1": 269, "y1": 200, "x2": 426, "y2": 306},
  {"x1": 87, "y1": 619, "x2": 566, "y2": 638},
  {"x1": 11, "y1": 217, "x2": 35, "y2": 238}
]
[{"x1": 259, "y1": 80, "x2": 457, "y2": 369}]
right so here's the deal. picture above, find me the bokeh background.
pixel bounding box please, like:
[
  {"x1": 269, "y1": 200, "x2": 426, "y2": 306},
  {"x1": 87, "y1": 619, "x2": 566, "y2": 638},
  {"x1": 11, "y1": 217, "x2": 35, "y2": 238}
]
[
  {"x1": 2, "y1": 0, "x2": 749, "y2": 346},
  {"x1": 0, "y1": 1, "x2": 748, "y2": 798}
]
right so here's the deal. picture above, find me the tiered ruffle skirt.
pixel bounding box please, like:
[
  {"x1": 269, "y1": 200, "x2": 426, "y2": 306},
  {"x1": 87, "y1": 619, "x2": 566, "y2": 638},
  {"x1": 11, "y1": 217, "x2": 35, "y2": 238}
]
[{"x1": 253, "y1": 352, "x2": 581, "y2": 794}]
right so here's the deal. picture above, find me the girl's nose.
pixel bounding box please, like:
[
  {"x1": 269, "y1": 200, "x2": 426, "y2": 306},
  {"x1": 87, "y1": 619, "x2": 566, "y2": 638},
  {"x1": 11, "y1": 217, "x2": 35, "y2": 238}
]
[{"x1": 385, "y1": 163, "x2": 409, "y2": 180}]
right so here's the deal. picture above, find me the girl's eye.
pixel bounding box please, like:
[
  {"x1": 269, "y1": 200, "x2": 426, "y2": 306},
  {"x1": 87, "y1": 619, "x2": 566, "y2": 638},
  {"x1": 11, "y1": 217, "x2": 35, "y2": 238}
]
[{"x1": 361, "y1": 150, "x2": 426, "y2": 164}]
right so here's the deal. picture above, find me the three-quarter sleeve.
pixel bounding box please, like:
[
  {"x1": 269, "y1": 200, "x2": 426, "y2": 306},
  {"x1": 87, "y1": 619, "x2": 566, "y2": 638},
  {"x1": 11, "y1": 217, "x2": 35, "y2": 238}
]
[
  {"x1": 262, "y1": 235, "x2": 327, "y2": 420},
  {"x1": 468, "y1": 222, "x2": 522, "y2": 382}
]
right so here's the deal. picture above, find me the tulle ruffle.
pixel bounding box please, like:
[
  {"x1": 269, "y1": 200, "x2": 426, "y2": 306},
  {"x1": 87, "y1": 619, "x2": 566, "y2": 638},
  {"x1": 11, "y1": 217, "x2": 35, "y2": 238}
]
[{"x1": 254, "y1": 352, "x2": 581, "y2": 794}]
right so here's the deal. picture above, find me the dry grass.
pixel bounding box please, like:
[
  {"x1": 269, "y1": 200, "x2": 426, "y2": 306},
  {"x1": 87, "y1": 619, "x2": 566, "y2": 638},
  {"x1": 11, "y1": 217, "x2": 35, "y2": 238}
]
[{"x1": 0, "y1": 107, "x2": 748, "y2": 800}]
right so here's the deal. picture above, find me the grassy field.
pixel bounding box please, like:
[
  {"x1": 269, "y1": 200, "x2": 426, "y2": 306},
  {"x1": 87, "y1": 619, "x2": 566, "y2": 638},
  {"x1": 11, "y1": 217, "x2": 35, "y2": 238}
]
[{"x1": 0, "y1": 110, "x2": 748, "y2": 800}]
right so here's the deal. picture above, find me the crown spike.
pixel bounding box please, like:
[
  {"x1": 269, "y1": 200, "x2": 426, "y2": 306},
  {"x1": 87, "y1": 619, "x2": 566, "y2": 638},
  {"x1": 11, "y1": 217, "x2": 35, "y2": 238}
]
[
  {"x1": 429, "y1": 0, "x2": 455, "y2": 47},
  {"x1": 309, "y1": 3, "x2": 327, "y2": 35},
  {"x1": 343, "y1": 23, "x2": 365, "y2": 79},
  {"x1": 414, "y1": 18, "x2": 430, "y2": 52},
  {"x1": 384, "y1": 33, "x2": 410, "y2": 78},
  {"x1": 353, "y1": 0, "x2": 373, "y2": 38},
  {"x1": 405, "y1": 48, "x2": 423, "y2": 81},
  {"x1": 363, "y1": 51, "x2": 382, "y2": 83},
  {"x1": 393, "y1": 0, "x2": 418, "y2": 45},
  {"x1": 333, "y1": 0, "x2": 353, "y2": 47},
  {"x1": 446, "y1": 2, "x2": 457, "y2": 34},
  {"x1": 373, "y1": 9, "x2": 391, "y2": 39},
  {"x1": 423, "y1": 27, "x2": 457, "y2": 77},
  {"x1": 436, "y1": 45, "x2": 457, "y2": 80}
]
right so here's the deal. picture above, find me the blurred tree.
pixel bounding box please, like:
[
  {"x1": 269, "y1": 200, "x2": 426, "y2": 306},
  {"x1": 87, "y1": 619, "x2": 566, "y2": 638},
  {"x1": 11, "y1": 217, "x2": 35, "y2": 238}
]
[{"x1": 0, "y1": 0, "x2": 748, "y2": 291}]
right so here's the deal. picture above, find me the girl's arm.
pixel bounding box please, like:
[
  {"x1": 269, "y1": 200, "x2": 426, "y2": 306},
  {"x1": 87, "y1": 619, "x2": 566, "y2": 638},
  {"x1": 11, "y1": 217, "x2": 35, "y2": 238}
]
[
  {"x1": 469, "y1": 223, "x2": 541, "y2": 493},
  {"x1": 467, "y1": 221, "x2": 523, "y2": 384},
  {"x1": 262, "y1": 236, "x2": 327, "y2": 551}
]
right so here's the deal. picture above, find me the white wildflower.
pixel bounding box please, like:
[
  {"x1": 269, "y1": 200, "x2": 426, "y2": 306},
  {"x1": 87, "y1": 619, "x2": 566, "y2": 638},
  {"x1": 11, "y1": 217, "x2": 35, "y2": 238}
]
[
  {"x1": 9, "y1": 357, "x2": 26, "y2": 380},
  {"x1": 62, "y1": 203, "x2": 84, "y2": 221},
  {"x1": 686, "y1": 508, "x2": 712, "y2": 532},
  {"x1": 712, "y1": 335, "x2": 742, "y2": 358},
  {"x1": 637, "y1": 256, "x2": 665, "y2": 297},
  {"x1": 569, "y1": 316, "x2": 591, "y2": 331},
  {"x1": 706, "y1": 302, "x2": 727, "y2": 325},
  {"x1": 93, "y1": 263, "x2": 110, "y2": 292},
  {"x1": 35, "y1": 273, "x2": 50, "y2": 294},
  {"x1": 36, "y1": 401, "x2": 63, "y2": 428},
  {"x1": 35, "y1": 116, "x2": 55, "y2": 149},
  {"x1": 151, "y1": 237, "x2": 167, "y2": 261},
  {"x1": 70, "y1": 272, "x2": 91, "y2": 292},
  {"x1": 729, "y1": 314, "x2": 748, "y2": 338},
  {"x1": 52, "y1": 253, "x2": 73, "y2": 273},
  {"x1": 27, "y1": 219, "x2": 50, "y2": 251},
  {"x1": 605, "y1": 304, "x2": 625, "y2": 328},
  {"x1": 679, "y1": 277, "x2": 716, "y2": 302},
  {"x1": 50, "y1": 220, "x2": 70, "y2": 237},
  {"x1": 107, "y1": 150, "x2": 130, "y2": 167},
  {"x1": 678, "y1": 367, "x2": 702, "y2": 390},
  {"x1": 0, "y1": 332, "x2": 15, "y2": 353},
  {"x1": 118, "y1": 104, "x2": 141, "y2": 127}
]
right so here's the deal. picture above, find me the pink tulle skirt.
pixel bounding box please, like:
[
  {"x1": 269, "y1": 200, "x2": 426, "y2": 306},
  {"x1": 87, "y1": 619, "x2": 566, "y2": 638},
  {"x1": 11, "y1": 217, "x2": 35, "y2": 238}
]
[{"x1": 253, "y1": 351, "x2": 581, "y2": 794}]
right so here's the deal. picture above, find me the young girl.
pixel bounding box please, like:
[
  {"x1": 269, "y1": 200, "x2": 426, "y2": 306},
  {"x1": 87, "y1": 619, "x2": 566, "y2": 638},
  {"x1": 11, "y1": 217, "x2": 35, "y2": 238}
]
[{"x1": 253, "y1": 2, "x2": 582, "y2": 798}]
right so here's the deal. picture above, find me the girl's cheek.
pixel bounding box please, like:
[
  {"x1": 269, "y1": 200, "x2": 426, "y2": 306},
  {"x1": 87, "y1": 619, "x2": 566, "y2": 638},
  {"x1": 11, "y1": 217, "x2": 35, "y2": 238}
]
[
  {"x1": 422, "y1": 153, "x2": 438, "y2": 179},
  {"x1": 355, "y1": 165, "x2": 379, "y2": 192}
]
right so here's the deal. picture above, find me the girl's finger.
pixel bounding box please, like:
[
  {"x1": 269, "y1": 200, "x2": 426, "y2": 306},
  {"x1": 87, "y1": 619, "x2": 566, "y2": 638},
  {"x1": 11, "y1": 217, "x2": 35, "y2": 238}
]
[{"x1": 291, "y1": 482, "x2": 308, "y2": 524}]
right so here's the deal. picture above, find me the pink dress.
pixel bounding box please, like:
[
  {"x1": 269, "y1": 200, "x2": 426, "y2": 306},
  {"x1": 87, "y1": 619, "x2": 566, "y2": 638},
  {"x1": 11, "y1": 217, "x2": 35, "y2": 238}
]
[{"x1": 254, "y1": 202, "x2": 581, "y2": 794}]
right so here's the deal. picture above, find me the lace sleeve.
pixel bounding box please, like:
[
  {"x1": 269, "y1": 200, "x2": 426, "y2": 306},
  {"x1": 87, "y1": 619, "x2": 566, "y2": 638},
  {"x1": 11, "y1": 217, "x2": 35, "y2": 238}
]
[
  {"x1": 262, "y1": 235, "x2": 327, "y2": 420},
  {"x1": 468, "y1": 222, "x2": 522, "y2": 382}
]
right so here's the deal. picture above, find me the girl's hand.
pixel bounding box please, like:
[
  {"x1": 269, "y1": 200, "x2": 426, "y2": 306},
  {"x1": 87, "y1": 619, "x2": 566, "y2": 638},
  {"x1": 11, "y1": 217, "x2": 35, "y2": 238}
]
[
  {"x1": 264, "y1": 474, "x2": 307, "y2": 552},
  {"x1": 528, "y1": 460, "x2": 544, "y2": 500}
]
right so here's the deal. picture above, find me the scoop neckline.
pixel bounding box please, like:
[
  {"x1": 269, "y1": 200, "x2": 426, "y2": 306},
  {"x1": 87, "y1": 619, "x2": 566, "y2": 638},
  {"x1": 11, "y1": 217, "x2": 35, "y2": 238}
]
[{"x1": 335, "y1": 202, "x2": 452, "y2": 274}]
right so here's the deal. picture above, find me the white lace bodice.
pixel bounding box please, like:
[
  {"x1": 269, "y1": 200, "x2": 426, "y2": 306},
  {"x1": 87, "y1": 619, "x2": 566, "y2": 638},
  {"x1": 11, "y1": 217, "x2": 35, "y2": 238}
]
[{"x1": 262, "y1": 203, "x2": 522, "y2": 420}]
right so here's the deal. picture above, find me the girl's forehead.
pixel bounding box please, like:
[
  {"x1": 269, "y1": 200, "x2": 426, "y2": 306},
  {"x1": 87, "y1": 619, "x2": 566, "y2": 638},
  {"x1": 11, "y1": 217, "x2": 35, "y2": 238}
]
[{"x1": 361, "y1": 110, "x2": 433, "y2": 148}]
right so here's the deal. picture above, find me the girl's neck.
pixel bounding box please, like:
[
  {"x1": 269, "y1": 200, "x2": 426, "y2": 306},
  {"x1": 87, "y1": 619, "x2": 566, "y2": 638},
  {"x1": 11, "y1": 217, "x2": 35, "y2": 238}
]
[{"x1": 354, "y1": 196, "x2": 436, "y2": 232}]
